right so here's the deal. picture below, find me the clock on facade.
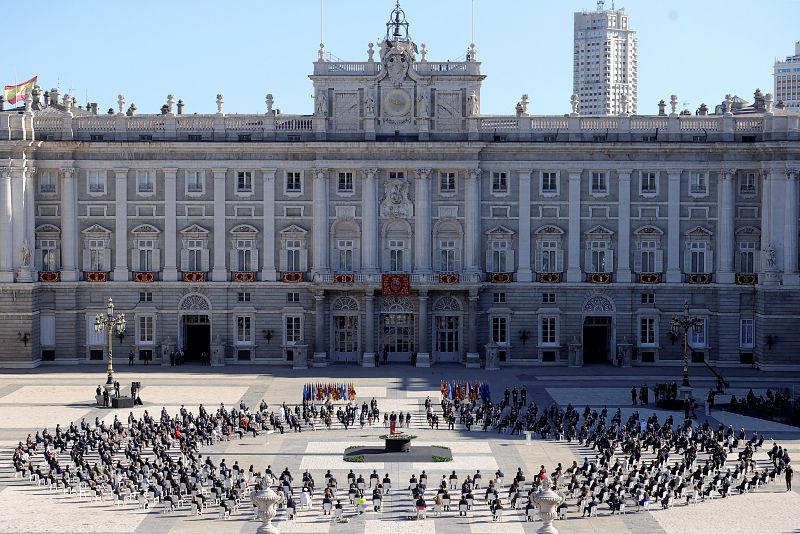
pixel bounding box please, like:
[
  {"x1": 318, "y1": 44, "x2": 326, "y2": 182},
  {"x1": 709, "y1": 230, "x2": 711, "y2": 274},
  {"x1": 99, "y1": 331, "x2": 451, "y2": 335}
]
[{"x1": 382, "y1": 88, "x2": 412, "y2": 116}]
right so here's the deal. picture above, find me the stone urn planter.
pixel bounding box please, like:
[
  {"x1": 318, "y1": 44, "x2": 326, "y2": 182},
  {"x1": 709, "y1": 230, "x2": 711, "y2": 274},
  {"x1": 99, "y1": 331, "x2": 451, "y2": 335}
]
[
  {"x1": 251, "y1": 487, "x2": 285, "y2": 534},
  {"x1": 532, "y1": 478, "x2": 565, "y2": 534}
]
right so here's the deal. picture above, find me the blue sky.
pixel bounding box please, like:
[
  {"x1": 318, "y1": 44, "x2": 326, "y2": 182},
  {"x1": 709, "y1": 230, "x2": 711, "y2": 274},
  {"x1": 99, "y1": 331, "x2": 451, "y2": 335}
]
[{"x1": 4, "y1": 0, "x2": 798, "y2": 115}]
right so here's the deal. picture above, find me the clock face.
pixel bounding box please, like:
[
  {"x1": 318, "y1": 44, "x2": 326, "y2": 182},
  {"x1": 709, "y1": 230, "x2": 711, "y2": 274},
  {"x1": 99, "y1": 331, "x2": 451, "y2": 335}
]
[{"x1": 383, "y1": 89, "x2": 411, "y2": 117}]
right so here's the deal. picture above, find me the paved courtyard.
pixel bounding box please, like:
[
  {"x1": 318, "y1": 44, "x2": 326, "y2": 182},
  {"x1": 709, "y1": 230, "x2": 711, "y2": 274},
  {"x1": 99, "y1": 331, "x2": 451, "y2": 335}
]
[{"x1": 1, "y1": 364, "x2": 798, "y2": 534}]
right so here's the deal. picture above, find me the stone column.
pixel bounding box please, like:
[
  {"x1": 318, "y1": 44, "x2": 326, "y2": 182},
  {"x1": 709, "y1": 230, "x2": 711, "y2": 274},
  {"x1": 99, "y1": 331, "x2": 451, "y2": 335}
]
[
  {"x1": 464, "y1": 168, "x2": 482, "y2": 274},
  {"x1": 760, "y1": 170, "x2": 771, "y2": 258},
  {"x1": 416, "y1": 289, "x2": 431, "y2": 367},
  {"x1": 362, "y1": 290, "x2": 376, "y2": 367},
  {"x1": 465, "y1": 289, "x2": 480, "y2": 368},
  {"x1": 112, "y1": 168, "x2": 128, "y2": 281},
  {"x1": 666, "y1": 170, "x2": 682, "y2": 283},
  {"x1": 313, "y1": 291, "x2": 327, "y2": 364},
  {"x1": 212, "y1": 168, "x2": 228, "y2": 281},
  {"x1": 617, "y1": 171, "x2": 632, "y2": 282},
  {"x1": 0, "y1": 167, "x2": 13, "y2": 282},
  {"x1": 60, "y1": 168, "x2": 79, "y2": 281},
  {"x1": 362, "y1": 168, "x2": 379, "y2": 273},
  {"x1": 566, "y1": 170, "x2": 582, "y2": 282},
  {"x1": 162, "y1": 168, "x2": 178, "y2": 281},
  {"x1": 784, "y1": 169, "x2": 799, "y2": 286},
  {"x1": 312, "y1": 168, "x2": 329, "y2": 275},
  {"x1": 261, "y1": 168, "x2": 277, "y2": 281},
  {"x1": 414, "y1": 168, "x2": 432, "y2": 273},
  {"x1": 10, "y1": 166, "x2": 28, "y2": 279},
  {"x1": 23, "y1": 166, "x2": 35, "y2": 279},
  {"x1": 517, "y1": 169, "x2": 533, "y2": 282},
  {"x1": 717, "y1": 169, "x2": 736, "y2": 284}
]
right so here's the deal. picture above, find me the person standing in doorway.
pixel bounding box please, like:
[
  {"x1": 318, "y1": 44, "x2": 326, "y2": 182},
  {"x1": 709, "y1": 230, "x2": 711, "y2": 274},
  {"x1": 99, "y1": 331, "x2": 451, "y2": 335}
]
[
  {"x1": 383, "y1": 349, "x2": 388, "y2": 366},
  {"x1": 128, "y1": 349, "x2": 134, "y2": 366},
  {"x1": 170, "y1": 350, "x2": 175, "y2": 367}
]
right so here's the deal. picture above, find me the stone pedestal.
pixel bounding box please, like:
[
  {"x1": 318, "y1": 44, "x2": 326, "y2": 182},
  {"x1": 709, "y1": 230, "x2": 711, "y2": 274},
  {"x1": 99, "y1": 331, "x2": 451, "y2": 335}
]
[
  {"x1": 679, "y1": 385, "x2": 693, "y2": 401},
  {"x1": 15, "y1": 268, "x2": 32, "y2": 282},
  {"x1": 568, "y1": 338, "x2": 583, "y2": 367},
  {"x1": 251, "y1": 487, "x2": 284, "y2": 534},
  {"x1": 484, "y1": 344, "x2": 500, "y2": 371},
  {"x1": 415, "y1": 352, "x2": 431, "y2": 368},
  {"x1": 533, "y1": 479, "x2": 565, "y2": 534},
  {"x1": 618, "y1": 342, "x2": 633, "y2": 368},
  {"x1": 361, "y1": 352, "x2": 376, "y2": 368},
  {"x1": 464, "y1": 352, "x2": 481, "y2": 369},
  {"x1": 761, "y1": 269, "x2": 781, "y2": 286},
  {"x1": 291, "y1": 345, "x2": 309, "y2": 369},
  {"x1": 211, "y1": 336, "x2": 225, "y2": 367}
]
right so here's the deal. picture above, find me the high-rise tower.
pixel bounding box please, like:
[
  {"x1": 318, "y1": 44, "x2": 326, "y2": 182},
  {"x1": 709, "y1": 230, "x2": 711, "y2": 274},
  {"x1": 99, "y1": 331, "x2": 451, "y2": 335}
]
[
  {"x1": 573, "y1": 3, "x2": 637, "y2": 115},
  {"x1": 774, "y1": 41, "x2": 800, "y2": 111}
]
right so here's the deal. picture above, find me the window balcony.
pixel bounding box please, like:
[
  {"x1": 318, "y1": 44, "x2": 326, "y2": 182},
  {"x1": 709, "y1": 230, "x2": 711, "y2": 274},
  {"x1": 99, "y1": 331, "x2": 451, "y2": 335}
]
[
  {"x1": 233, "y1": 271, "x2": 255, "y2": 283},
  {"x1": 281, "y1": 271, "x2": 306, "y2": 283},
  {"x1": 537, "y1": 272, "x2": 562, "y2": 284},
  {"x1": 687, "y1": 273, "x2": 712, "y2": 284},
  {"x1": 637, "y1": 272, "x2": 662, "y2": 284},
  {"x1": 735, "y1": 273, "x2": 758, "y2": 285},
  {"x1": 38, "y1": 271, "x2": 61, "y2": 283},
  {"x1": 182, "y1": 271, "x2": 206, "y2": 283},
  {"x1": 587, "y1": 272, "x2": 612, "y2": 284},
  {"x1": 84, "y1": 271, "x2": 109, "y2": 282},
  {"x1": 133, "y1": 271, "x2": 157, "y2": 283}
]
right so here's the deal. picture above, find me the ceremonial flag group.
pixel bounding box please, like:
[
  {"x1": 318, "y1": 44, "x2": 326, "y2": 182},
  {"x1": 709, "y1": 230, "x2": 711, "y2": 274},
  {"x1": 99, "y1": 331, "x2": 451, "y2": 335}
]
[
  {"x1": 440, "y1": 380, "x2": 491, "y2": 402},
  {"x1": 3, "y1": 76, "x2": 37, "y2": 106},
  {"x1": 303, "y1": 382, "x2": 357, "y2": 401}
]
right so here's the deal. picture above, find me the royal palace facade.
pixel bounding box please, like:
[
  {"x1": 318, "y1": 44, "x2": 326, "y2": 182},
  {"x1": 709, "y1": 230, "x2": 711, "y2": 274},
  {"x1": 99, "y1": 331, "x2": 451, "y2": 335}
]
[{"x1": 1, "y1": 8, "x2": 799, "y2": 370}]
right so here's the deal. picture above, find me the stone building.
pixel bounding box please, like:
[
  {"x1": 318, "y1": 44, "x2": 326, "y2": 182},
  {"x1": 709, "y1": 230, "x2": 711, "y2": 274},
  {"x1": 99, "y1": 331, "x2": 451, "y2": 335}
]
[{"x1": 0, "y1": 4, "x2": 799, "y2": 370}]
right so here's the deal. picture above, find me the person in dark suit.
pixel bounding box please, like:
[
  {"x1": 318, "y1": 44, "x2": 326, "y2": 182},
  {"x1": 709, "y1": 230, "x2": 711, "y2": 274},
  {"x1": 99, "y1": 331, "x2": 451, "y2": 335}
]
[
  {"x1": 786, "y1": 464, "x2": 793, "y2": 491},
  {"x1": 128, "y1": 350, "x2": 134, "y2": 366}
]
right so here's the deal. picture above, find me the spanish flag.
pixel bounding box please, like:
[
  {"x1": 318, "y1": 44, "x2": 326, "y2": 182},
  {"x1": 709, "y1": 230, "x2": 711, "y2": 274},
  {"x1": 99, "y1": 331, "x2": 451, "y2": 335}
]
[{"x1": 4, "y1": 76, "x2": 37, "y2": 105}]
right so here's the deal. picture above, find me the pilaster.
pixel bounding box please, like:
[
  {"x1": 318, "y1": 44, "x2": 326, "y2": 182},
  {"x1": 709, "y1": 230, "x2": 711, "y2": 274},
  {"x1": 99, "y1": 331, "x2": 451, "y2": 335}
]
[
  {"x1": 616, "y1": 171, "x2": 632, "y2": 282},
  {"x1": 362, "y1": 168, "x2": 379, "y2": 273},
  {"x1": 464, "y1": 168, "x2": 482, "y2": 274},
  {"x1": 783, "y1": 169, "x2": 799, "y2": 286},
  {"x1": 716, "y1": 169, "x2": 736, "y2": 284},
  {"x1": 312, "y1": 290, "x2": 327, "y2": 366},
  {"x1": 414, "y1": 168, "x2": 432, "y2": 273},
  {"x1": 261, "y1": 168, "x2": 277, "y2": 281},
  {"x1": 465, "y1": 289, "x2": 480, "y2": 368},
  {"x1": 566, "y1": 170, "x2": 582, "y2": 282},
  {"x1": 211, "y1": 168, "x2": 227, "y2": 281},
  {"x1": 517, "y1": 169, "x2": 533, "y2": 282},
  {"x1": 416, "y1": 289, "x2": 430, "y2": 367},
  {"x1": 10, "y1": 166, "x2": 29, "y2": 280},
  {"x1": 111, "y1": 168, "x2": 128, "y2": 281},
  {"x1": 312, "y1": 168, "x2": 329, "y2": 275},
  {"x1": 362, "y1": 290, "x2": 375, "y2": 367},
  {"x1": 666, "y1": 170, "x2": 682, "y2": 283},
  {"x1": 0, "y1": 167, "x2": 12, "y2": 282},
  {"x1": 162, "y1": 168, "x2": 178, "y2": 281}
]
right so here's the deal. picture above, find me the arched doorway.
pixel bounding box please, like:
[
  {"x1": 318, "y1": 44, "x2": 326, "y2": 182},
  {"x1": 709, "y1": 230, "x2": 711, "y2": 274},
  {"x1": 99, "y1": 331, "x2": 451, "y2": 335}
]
[
  {"x1": 432, "y1": 296, "x2": 463, "y2": 363},
  {"x1": 178, "y1": 293, "x2": 212, "y2": 363},
  {"x1": 380, "y1": 296, "x2": 415, "y2": 363},
  {"x1": 582, "y1": 295, "x2": 616, "y2": 364},
  {"x1": 330, "y1": 296, "x2": 360, "y2": 363}
]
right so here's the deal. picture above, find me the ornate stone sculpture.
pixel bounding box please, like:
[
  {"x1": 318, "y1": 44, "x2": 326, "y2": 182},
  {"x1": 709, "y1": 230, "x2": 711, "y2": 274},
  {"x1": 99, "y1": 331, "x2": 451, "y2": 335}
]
[
  {"x1": 216, "y1": 94, "x2": 224, "y2": 114},
  {"x1": 364, "y1": 92, "x2": 375, "y2": 116},
  {"x1": 765, "y1": 244, "x2": 776, "y2": 270},
  {"x1": 265, "y1": 94, "x2": 274, "y2": 114},
  {"x1": 251, "y1": 487, "x2": 284, "y2": 533},
  {"x1": 467, "y1": 91, "x2": 480, "y2": 116},
  {"x1": 367, "y1": 42, "x2": 375, "y2": 62},
  {"x1": 315, "y1": 90, "x2": 327, "y2": 116},
  {"x1": 533, "y1": 478, "x2": 565, "y2": 534},
  {"x1": 380, "y1": 177, "x2": 413, "y2": 218},
  {"x1": 417, "y1": 91, "x2": 429, "y2": 117},
  {"x1": 570, "y1": 94, "x2": 579, "y2": 115},
  {"x1": 117, "y1": 94, "x2": 125, "y2": 114},
  {"x1": 20, "y1": 241, "x2": 32, "y2": 267}
]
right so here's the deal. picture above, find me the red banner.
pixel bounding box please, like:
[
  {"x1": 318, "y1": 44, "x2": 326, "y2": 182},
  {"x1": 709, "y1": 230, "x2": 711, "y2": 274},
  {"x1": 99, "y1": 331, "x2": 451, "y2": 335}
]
[
  {"x1": 382, "y1": 273, "x2": 410, "y2": 295},
  {"x1": 134, "y1": 271, "x2": 155, "y2": 283},
  {"x1": 233, "y1": 271, "x2": 255, "y2": 282}
]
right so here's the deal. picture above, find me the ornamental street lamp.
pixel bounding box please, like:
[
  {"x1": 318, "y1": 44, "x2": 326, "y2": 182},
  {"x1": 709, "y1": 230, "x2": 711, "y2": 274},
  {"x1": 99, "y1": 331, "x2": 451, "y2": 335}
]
[
  {"x1": 94, "y1": 297, "x2": 126, "y2": 395},
  {"x1": 669, "y1": 300, "x2": 704, "y2": 392}
]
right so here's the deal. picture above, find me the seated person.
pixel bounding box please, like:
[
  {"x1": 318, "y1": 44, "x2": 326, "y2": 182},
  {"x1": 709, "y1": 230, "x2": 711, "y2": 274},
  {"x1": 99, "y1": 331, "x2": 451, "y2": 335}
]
[{"x1": 458, "y1": 495, "x2": 469, "y2": 516}]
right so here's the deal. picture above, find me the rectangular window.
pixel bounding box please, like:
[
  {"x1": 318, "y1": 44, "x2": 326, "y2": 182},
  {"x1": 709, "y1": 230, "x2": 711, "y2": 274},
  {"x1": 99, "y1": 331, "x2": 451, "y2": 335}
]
[
  {"x1": 640, "y1": 171, "x2": 657, "y2": 195},
  {"x1": 186, "y1": 205, "x2": 205, "y2": 217},
  {"x1": 491, "y1": 240, "x2": 509, "y2": 272},
  {"x1": 640, "y1": 317, "x2": 656, "y2": 346},
  {"x1": 186, "y1": 170, "x2": 204, "y2": 194},
  {"x1": 337, "y1": 172, "x2": 353, "y2": 193},
  {"x1": 234, "y1": 206, "x2": 255, "y2": 217},
  {"x1": 492, "y1": 316, "x2": 508, "y2": 344},
  {"x1": 591, "y1": 171, "x2": 607, "y2": 194},
  {"x1": 238, "y1": 292, "x2": 251, "y2": 302},
  {"x1": 236, "y1": 316, "x2": 252, "y2": 344},
  {"x1": 491, "y1": 206, "x2": 510, "y2": 218},
  {"x1": 136, "y1": 170, "x2": 155, "y2": 194},
  {"x1": 541, "y1": 317, "x2": 557, "y2": 345},
  {"x1": 439, "y1": 240, "x2": 457, "y2": 272},
  {"x1": 139, "y1": 291, "x2": 153, "y2": 303},
  {"x1": 39, "y1": 240, "x2": 58, "y2": 272},
  {"x1": 286, "y1": 171, "x2": 302, "y2": 193},
  {"x1": 689, "y1": 242, "x2": 707, "y2": 273},
  {"x1": 493, "y1": 292, "x2": 506, "y2": 304},
  {"x1": 237, "y1": 239, "x2": 253, "y2": 271},
  {"x1": 641, "y1": 292, "x2": 655, "y2": 304},
  {"x1": 286, "y1": 240, "x2": 302, "y2": 271},
  {"x1": 285, "y1": 316, "x2": 302, "y2": 344},
  {"x1": 740, "y1": 172, "x2": 756, "y2": 195},
  {"x1": 237, "y1": 171, "x2": 253, "y2": 193},
  {"x1": 39, "y1": 171, "x2": 56, "y2": 193},
  {"x1": 440, "y1": 172, "x2": 456, "y2": 194},
  {"x1": 389, "y1": 240, "x2": 404, "y2": 272},
  {"x1": 540, "y1": 240, "x2": 559, "y2": 272},
  {"x1": 88, "y1": 239, "x2": 105, "y2": 271},
  {"x1": 640, "y1": 240, "x2": 658, "y2": 273},
  {"x1": 137, "y1": 206, "x2": 156, "y2": 217},
  {"x1": 738, "y1": 242, "x2": 756, "y2": 274},
  {"x1": 187, "y1": 240, "x2": 204, "y2": 271},
  {"x1": 739, "y1": 319, "x2": 754, "y2": 348},
  {"x1": 388, "y1": 171, "x2": 405, "y2": 180},
  {"x1": 690, "y1": 172, "x2": 707, "y2": 195},
  {"x1": 87, "y1": 170, "x2": 106, "y2": 194},
  {"x1": 541, "y1": 172, "x2": 558, "y2": 194},
  {"x1": 542, "y1": 292, "x2": 556, "y2": 303},
  {"x1": 338, "y1": 239, "x2": 354, "y2": 271},
  {"x1": 690, "y1": 318, "x2": 707, "y2": 348},
  {"x1": 138, "y1": 240, "x2": 154, "y2": 271},
  {"x1": 138, "y1": 316, "x2": 154, "y2": 344},
  {"x1": 287, "y1": 292, "x2": 300, "y2": 303},
  {"x1": 284, "y1": 207, "x2": 303, "y2": 217},
  {"x1": 492, "y1": 172, "x2": 508, "y2": 194},
  {"x1": 590, "y1": 240, "x2": 609, "y2": 272}
]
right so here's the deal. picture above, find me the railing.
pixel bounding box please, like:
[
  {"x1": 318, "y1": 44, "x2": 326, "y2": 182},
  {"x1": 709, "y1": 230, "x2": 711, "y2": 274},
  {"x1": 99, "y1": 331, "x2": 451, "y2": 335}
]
[
  {"x1": 480, "y1": 118, "x2": 518, "y2": 131},
  {"x1": 734, "y1": 118, "x2": 763, "y2": 132},
  {"x1": 630, "y1": 117, "x2": 669, "y2": 130},
  {"x1": 33, "y1": 116, "x2": 64, "y2": 132},
  {"x1": 580, "y1": 117, "x2": 620, "y2": 130},
  {"x1": 73, "y1": 116, "x2": 116, "y2": 132},
  {"x1": 128, "y1": 117, "x2": 165, "y2": 132},
  {"x1": 276, "y1": 117, "x2": 313, "y2": 131},
  {"x1": 530, "y1": 117, "x2": 569, "y2": 130},
  {"x1": 225, "y1": 116, "x2": 263, "y2": 131},
  {"x1": 314, "y1": 271, "x2": 481, "y2": 284},
  {"x1": 176, "y1": 116, "x2": 214, "y2": 131},
  {"x1": 679, "y1": 118, "x2": 719, "y2": 131}
]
